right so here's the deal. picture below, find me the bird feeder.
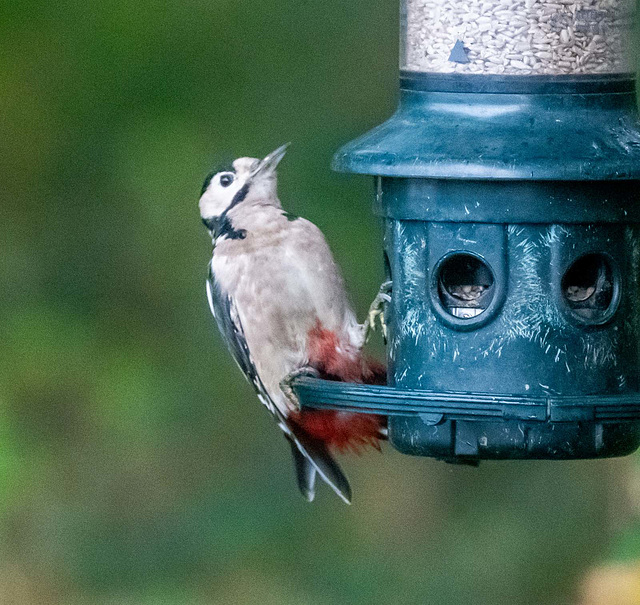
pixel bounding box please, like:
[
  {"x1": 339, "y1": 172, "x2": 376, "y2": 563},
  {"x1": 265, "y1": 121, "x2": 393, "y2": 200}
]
[{"x1": 293, "y1": 0, "x2": 640, "y2": 463}]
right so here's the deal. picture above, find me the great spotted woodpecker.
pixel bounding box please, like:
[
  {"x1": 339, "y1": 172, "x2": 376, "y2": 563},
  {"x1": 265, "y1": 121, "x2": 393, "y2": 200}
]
[{"x1": 199, "y1": 144, "x2": 389, "y2": 503}]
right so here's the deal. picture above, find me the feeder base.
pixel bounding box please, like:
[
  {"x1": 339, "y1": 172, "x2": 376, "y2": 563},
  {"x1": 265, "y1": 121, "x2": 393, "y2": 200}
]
[
  {"x1": 389, "y1": 417, "x2": 640, "y2": 461},
  {"x1": 292, "y1": 377, "x2": 640, "y2": 461}
]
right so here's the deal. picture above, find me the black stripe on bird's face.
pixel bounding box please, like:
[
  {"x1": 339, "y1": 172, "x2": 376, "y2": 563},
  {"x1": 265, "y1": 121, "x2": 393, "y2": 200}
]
[
  {"x1": 202, "y1": 215, "x2": 247, "y2": 240},
  {"x1": 202, "y1": 182, "x2": 251, "y2": 240},
  {"x1": 227, "y1": 181, "x2": 249, "y2": 209}
]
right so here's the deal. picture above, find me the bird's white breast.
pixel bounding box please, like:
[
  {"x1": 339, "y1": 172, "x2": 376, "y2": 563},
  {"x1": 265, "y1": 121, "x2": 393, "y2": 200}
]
[{"x1": 210, "y1": 206, "x2": 361, "y2": 414}]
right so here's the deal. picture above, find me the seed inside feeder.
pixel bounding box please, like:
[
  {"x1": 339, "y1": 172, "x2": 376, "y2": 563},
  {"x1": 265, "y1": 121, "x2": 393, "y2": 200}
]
[
  {"x1": 402, "y1": 0, "x2": 635, "y2": 75},
  {"x1": 437, "y1": 254, "x2": 495, "y2": 319},
  {"x1": 565, "y1": 285, "x2": 596, "y2": 302},
  {"x1": 561, "y1": 253, "x2": 616, "y2": 321},
  {"x1": 449, "y1": 284, "x2": 488, "y2": 301}
]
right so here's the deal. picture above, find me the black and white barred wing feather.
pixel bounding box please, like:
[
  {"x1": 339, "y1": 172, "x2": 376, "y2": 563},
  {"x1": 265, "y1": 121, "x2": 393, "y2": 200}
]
[
  {"x1": 206, "y1": 263, "x2": 275, "y2": 414},
  {"x1": 205, "y1": 263, "x2": 352, "y2": 503}
]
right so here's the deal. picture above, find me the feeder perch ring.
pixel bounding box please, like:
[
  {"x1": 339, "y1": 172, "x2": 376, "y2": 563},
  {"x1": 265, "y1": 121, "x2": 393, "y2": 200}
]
[{"x1": 293, "y1": 377, "x2": 640, "y2": 460}]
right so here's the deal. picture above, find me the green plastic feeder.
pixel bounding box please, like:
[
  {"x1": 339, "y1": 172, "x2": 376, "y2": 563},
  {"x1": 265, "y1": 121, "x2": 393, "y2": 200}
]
[{"x1": 293, "y1": 0, "x2": 640, "y2": 463}]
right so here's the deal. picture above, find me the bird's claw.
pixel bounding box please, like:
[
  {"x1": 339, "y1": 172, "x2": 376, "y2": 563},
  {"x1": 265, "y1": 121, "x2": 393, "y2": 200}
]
[
  {"x1": 280, "y1": 366, "x2": 321, "y2": 411},
  {"x1": 364, "y1": 280, "x2": 392, "y2": 344}
]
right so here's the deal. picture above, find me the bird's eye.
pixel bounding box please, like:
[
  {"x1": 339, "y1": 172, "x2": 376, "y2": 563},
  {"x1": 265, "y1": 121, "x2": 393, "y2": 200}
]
[{"x1": 219, "y1": 173, "x2": 234, "y2": 187}]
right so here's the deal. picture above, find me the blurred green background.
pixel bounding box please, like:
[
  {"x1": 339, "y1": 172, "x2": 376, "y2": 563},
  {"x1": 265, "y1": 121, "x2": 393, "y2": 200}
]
[{"x1": 2, "y1": 1, "x2": 640, "y2": 603}]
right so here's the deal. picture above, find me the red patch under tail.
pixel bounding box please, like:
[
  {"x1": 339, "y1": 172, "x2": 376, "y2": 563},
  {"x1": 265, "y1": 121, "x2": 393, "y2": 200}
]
[
  {"x1": 291, "y1": 321, "x2": 387, "y2": 453},
  {"x1": 290, "y1": 409, "x2": 386, "y2": 454}
]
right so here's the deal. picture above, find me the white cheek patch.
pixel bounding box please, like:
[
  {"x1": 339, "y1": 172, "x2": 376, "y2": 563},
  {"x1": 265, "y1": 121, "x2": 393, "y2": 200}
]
[{"x1": 199, "y1": 179, "x2": 244, "y2": 218}]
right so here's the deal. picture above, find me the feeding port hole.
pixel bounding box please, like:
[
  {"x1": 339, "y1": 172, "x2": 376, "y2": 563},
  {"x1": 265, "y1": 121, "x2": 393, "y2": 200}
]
[
  {"x1": 561, "y1": 253, "x2": 616, "y2": 322},
  {"x1": 437, "y1": 254, "x2": 495, "y2": 319}
]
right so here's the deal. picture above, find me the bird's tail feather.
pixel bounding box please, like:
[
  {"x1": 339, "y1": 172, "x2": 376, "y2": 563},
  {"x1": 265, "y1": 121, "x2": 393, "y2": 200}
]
[
  {"x1": 287, "y1": 426, "x2": 352, "y2": 505},
  {"x1": 287, "y1": 437, "x2": 317, "y2": 502}
]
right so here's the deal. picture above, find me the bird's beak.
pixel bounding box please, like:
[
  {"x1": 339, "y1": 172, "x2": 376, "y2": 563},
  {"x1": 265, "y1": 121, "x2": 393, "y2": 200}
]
[{"x1": 251, "y1": 143, "x2": 290, "y2": 178}]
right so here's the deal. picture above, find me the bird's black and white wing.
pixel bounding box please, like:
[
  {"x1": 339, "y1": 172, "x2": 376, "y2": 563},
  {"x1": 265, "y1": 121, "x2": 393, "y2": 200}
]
[
  {"x1": 206, "y1": 262, "x2": 352, "y2": 504},
  {"x1": 206, "y1": 263, "x2": 276, "y2": 414}
]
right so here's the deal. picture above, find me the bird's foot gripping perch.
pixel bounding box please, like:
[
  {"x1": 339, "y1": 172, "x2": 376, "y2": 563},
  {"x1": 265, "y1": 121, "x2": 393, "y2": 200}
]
[
  {"x1": 364, "y1": 280, "x2": 392, "y2": 343},
  {"x1": 280, "y1": 366, "x2": 321, "y2": 411}
]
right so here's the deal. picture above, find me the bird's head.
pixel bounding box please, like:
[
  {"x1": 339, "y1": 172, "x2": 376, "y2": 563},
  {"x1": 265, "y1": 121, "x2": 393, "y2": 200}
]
[{"x1": 199, "y1": 143, "x2": 289, "y2": 232}]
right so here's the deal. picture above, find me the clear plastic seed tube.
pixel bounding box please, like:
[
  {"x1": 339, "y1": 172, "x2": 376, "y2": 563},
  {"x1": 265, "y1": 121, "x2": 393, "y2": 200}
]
[{"x1": 401, "y1": 0, "x2": 636, "y2": 75}]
